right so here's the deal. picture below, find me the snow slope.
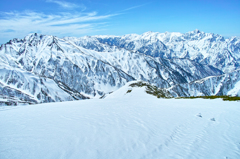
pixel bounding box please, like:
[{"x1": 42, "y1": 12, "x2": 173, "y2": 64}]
[{"x1": 0, "y1": 83, "x2": 240, "y2": 159}]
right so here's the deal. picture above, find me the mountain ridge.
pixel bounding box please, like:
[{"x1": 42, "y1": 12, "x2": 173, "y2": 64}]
[{"x1": 0, "y1": 30, "x2": 239, "y2": 105}]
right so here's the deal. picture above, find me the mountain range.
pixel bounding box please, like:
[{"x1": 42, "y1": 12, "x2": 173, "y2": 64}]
[{"x1": 0, "y1": 30, "x2": 240, "y2": 105}]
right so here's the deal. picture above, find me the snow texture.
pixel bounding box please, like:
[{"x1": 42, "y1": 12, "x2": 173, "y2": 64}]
[{"x1": 0, "y1": 84, "x2": 240, "y2": 159}]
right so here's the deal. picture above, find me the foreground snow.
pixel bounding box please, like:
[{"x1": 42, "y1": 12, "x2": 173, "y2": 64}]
[{"x1": 0, "y1": 85, "x2": 240, "y2": 159}]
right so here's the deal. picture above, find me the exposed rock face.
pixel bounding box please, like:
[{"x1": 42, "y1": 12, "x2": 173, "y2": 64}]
[
  {"x1": 0, "y1": 30, "x2": 239, "y2": 105},
  {"x1": 168, "y1": 69, "x2": 240, "y2": 97},
  {"x1": 92, "y1": 30, "x2": 240, "y2": 73}
]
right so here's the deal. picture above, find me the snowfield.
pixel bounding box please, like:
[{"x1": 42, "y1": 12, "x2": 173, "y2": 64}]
[{"x1": 0, "y1": 84, "x2": 240, "y2": 159}]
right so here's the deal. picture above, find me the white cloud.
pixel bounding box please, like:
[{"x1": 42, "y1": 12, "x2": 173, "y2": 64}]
[
  {"x1": 46, "y1": 0, "x2": 86, "y2": 10},
  {"x1": 121, "y1": 4, "x2": 147, "y2": 12},
  {"x1": 0, "y1": 11, "x2": 117, "y2": 44}
]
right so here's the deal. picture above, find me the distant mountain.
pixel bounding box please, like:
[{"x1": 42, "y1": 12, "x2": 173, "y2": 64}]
[
  {"x1": 92, "y1": 29, "x2": 240, "y2": 73},
  {"x1": 167, "y1": 69, "x2": 240, "y2": 97},
  {"x1": 0, "y1": 30, "x2": 239, "y2": 105}
]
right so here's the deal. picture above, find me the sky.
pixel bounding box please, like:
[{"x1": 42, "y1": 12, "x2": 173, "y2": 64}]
[{"x1": 0, "y1": 0, "x2": 239, "y2": 44}]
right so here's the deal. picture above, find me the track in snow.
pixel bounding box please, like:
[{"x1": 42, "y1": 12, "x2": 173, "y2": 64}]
[{"x1": 0, "y1": 87, "x2": 240, "y2": 159}]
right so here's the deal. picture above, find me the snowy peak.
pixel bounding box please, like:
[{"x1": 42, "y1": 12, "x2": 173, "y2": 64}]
[
  {"x1": 194, "y1": 29, "x2": 201, "y2": 34},
  {"x1": 91, "y1": 30, "x2": 240, "y2": 72},
  {"x1": 0, "y1": 30, "x2": 240, "y2": 105}
]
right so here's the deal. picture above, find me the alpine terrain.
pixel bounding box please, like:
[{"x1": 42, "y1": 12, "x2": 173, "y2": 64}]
[
  {"x1": 0, "y1": 82, "x2": 240, "y2": 159},
  {"x1": 0, "y1": 30, "x2": 240, "y2": 105}
]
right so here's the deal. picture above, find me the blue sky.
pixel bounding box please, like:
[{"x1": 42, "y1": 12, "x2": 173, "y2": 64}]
[{"x1": 0, "y1": 0, "x2": 239, "y2": 44}]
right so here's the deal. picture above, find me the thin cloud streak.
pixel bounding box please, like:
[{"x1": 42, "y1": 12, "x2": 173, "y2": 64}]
[
  {"x1": 120, "y1": 3, "x2": 149, "y2": 12},
  {"x1": 46, "y1": 0, "x2": 86, "y2": 10},
  {"x1": 0, "y1": 11, "x2": 118, "y2": 43}
]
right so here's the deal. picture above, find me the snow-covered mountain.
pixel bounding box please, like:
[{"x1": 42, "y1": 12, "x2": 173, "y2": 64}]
[
  {"x1": 0, "y1": 30, "x2": 239, "y2": 105},
  {"x1": 0, "y1": 66, "x2": 74, "y2": 105},
  {"x1": 168, "y1": 69, "x2": 240, "y2": 97},
  {"x1": 93, "y1": 29, "x2": 240, "y2": 73}
]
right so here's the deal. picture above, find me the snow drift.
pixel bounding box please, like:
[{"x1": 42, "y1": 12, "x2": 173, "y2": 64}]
[{"x1": 0, "y1": 83, "x2": 239, "y2": 159}]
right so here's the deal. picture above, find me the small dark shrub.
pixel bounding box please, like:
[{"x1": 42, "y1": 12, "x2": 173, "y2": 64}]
[{"x1": 126, "y1": 90, "x2": 132, "y2": 93}]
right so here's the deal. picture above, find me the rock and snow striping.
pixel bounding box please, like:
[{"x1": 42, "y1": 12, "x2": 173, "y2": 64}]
[{"x1": 0, "y1": 30, "x2": 240, "y2": 105}]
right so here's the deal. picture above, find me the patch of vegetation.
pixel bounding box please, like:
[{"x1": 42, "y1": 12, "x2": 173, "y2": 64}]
[
  {"x1": 145, "y1": 85, "x2": 173, "y2": 98},
  {"x1": 126, "y1": 89, "x2": 132, "y2": 93},
  {"x1": 129, "y1": 82, "x2": 148, "y2": 87},
  {"x1": 129, "y1": 81, "x2": 173, "y2": 98},
  {"x1": 129, "y1": 82, "x2": 239, "y2": 101},
  {"x1": 178, "y1": 95, "x2": 240, "y2": 101}
]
